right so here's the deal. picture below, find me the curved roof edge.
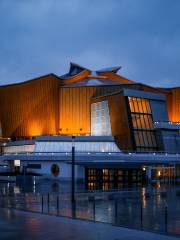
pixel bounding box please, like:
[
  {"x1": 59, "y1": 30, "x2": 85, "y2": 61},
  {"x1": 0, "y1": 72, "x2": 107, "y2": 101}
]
[
  {"x1": 0, "y1": 73, "x2": 61, "y2": 88},
  {"x1": 0, "y1": 63, "x2": 144, "y2": 88}
]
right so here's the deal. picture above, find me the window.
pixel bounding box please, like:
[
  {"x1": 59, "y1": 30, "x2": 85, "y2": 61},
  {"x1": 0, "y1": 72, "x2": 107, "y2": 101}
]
[
  {"x1": 91, "y1": 101, "x2": 112, "y2": 136},
  {"x1": 86, "y1": 168, "x2": 100, "y2": 190},
  {"x1": 51, "y1": 164, "x2": 60, "y2": 177},
  {"x1": 86, "y1": 168, "x2": 145, "y2": 190},
  {"x1": 128, "y1": 97, "x2": 157, "y2": 152}
]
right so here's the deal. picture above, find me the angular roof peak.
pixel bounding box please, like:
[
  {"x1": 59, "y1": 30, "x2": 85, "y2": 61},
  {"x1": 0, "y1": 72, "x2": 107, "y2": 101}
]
[
  {"x1": 96, "y1": 66, "x2": 122, "y2": 74},
  {"x1": 60, "y1": 63, "x2": 134, "y2": 86},
  {"x1": 69, "y1": 62, "x2": 91, "y2": 76}
]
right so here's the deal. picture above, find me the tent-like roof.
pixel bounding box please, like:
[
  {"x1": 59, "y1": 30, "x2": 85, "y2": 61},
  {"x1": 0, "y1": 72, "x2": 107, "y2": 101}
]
[{"x1": 60, "y1": 62, "x2": 134, "y2": 86}]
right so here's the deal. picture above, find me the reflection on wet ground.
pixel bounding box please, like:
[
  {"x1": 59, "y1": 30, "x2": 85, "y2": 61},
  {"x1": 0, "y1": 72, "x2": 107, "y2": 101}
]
[
  {"x1": 0, "y1": 180, "x2": 180, "y2": 237},
  {"x1": 0, "y1": 208, "x2": 178, "y2": 240}
]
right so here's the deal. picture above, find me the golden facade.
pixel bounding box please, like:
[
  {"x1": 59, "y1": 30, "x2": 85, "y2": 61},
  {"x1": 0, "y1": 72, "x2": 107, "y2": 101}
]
[{"x1": 0, "y1": 63, "x2": 179, "y2": 139}]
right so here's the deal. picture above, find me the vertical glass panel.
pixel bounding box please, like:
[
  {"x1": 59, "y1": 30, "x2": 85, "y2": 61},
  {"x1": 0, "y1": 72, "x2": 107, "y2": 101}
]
[
  {"x1": 142, "y1": 131, "x2": 148, "y2": 147},
  {"x1": 128, "y1": 97, "x2": 135, "y2": 112},
  {"x1": 133, "y1": 98, "x2": 139, "y2": 112},
  {"x1": 134, "y1": 131, "x2": 140, "y2": 146},
  {"x1": 135, "y1": 114, "x2": 142, "y2": 129},
  {"x1": 146, "y1": 131, "x2": 153, "y2": 146},
  {"x1": 141, "y1": 99, "x2": 148, "y2": 113},
  {"x1": 137, "y1": 98, "x2": 143, "y2": 113},
  {"x1": 138, "y1": 131, "x2": 144, "y2": 146},
  {"x1": 145, "y1": 100, "x2": 151, "y2": 113},
  {"x1": 131, "y1": 114, "x2": 137, "y2": 129},
  {"x1": 136, "y1": 147, "x2": 141, "y2": 152},
  {"x1": 139, "y1": 115, "x2": 146, "y2": 129},
  {"x1": 147, "y1": 115, "x2": 154, "y2": 129},
  {"x1": 151, "y1": 133, "x2": 157, "y2": 147},
  {"x1": 143, "y1": 115, "x2": 150, "y2": 129}
]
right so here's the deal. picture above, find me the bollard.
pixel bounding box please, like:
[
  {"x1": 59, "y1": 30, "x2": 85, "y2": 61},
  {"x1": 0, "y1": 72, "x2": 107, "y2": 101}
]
[
  {"x1": 114, "y1": 199, "x2": 118, "y2": 219},
  {"x1": 41, "y1": 195, "x2": 44, "y2": 213},
  {"x1": 140, "y1": 204, "x2": 143, "y2": 227},
  {"x1": 165, "y1": 205, "x2": 168, "y2": 232},
  {"x1": 57, "y1": 195, "x2": 59, "y2": 215},
  {"x1": 72, "y1": 200, "x2": 76, "y2": 219},
  {"x1": 93, "y1": 197, "x2": 96, "y2": 222},
  {"x1": 47, "y1": 193, "x2": 50, "y2": 212}
]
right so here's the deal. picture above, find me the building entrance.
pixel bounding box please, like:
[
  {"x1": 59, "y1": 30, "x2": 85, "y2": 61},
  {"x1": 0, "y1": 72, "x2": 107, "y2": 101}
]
[{"x1": 85, "y1": 168, "x2": 146, "y2": 190}]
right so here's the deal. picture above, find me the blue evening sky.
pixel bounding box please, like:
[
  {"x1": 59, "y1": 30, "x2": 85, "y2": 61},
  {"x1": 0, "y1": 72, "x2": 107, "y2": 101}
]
[{"x1": 0, "y1": 0, "x2": 180, "y2": 87}]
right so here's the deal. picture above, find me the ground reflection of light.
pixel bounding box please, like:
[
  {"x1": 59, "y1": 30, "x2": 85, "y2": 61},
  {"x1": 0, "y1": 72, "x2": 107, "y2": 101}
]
[
  {"x1": 128, "y1": 205, "x2": 132, "y2": 214},
  {"x1": 25, "y1": 218, "x2": 42, "y2": 231},
  {"x1": 7, "y1": 183, "x2": 10, "y2": 194},
  {"x1": 33, "y1": 176, "x2": 36, "y2": 185},
  {"x1": 6, "y1": 209, "x2": 12, "y2": 220},
  {"x1": 33, "y1": 185, "x2": 36, "y2": 193},
  {"x1": 14, "y1": 186, "x2": 20, "y2": 194},
  {"x1": 0, "y1": 181, "x2": 179, "y2": 235},
  {"x1": 156, "y1": 182, "x2": 161, "y2": 189},
  {"x1": 156, "y1": 194, "x2": 161, "y2": 205},
  {"x1": 32, "y1": 176, "x2": 36, "y2": 193},
  {"x1": 141, "y1": 187, "x2": 147, "y2": 208},
  {"x1": 108, "y1": 205, "x2": 112, "y2": 213}
]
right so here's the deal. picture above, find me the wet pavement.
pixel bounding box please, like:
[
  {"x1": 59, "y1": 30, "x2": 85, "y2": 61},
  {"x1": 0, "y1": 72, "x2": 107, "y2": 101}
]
[
  {"x1": 0, "y1": 208, "x2": 179, "y2": 240},
  {"x1": 0, "y1": 181, "x2": 180, "y2": 236}
]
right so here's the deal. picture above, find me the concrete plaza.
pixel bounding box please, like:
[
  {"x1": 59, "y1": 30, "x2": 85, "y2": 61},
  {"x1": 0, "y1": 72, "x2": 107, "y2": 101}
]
[{"x1": 0, "y1": 208, "x2": 179, "y2": 240}]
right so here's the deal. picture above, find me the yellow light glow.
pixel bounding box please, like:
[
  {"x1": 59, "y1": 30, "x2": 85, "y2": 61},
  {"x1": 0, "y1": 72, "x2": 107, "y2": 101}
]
[
  {"x1": 14, "y1": 160, "x2": 20, "y2": 167},
  {"x1": 28, "y1": 120, "x2": 43, "y2": 136}
]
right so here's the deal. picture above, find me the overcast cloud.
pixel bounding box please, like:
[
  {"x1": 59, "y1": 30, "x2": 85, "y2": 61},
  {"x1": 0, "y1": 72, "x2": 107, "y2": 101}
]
[{"x1": 0, "y1": 0, "x2": 180, "y2": 87}]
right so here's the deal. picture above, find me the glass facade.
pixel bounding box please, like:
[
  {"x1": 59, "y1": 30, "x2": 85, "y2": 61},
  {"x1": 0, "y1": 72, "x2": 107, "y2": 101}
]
[
  {"x1": 86, "y1": 168, "x2": 145, "y2": 190},
  {"x1": 128, "y1": 97, "x2": 157, "y2": 152},
  {"x1": 35, "y1": 141, "x2": 120, "y2": 152},
  {"x1": 91, "y1": 100, "x2": 112, "y2": 136},
  {"x1": 4, "y1": 145, "x2": 35, "y2": 153}
]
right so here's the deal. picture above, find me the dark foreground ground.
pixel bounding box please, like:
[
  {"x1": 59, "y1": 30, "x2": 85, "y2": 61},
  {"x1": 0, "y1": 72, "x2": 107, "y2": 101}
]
[{"x1": 0, "y1": 208, "x2": 179, "y2": 240}]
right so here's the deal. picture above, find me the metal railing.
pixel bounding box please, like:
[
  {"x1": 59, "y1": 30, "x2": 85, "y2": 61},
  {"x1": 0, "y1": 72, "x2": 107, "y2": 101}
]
[
  {"x1": 1, "y1": 151, "x2": 180, "y2": 156},
  {"x1": 0, "y1": 189, "x2": 179, "y2": 236}
]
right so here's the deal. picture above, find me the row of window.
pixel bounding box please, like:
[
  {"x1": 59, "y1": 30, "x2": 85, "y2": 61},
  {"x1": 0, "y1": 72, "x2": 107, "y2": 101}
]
[
  {"x1": 35, "y1": 142, "x2": 119, "y2": 152},
  {"x1": 128, "y1": 97, "x2": 151, "y2": 114},
  {"x1": 134, "y1": 130, "x2": 157, "y2": 148},
  {"x1": 131, "y1": 114, "x2": 154, "y2": 130},
  {"x1": 86, "y1": 168, "x2": 145, "y2": 190},
  {"x1": 86, "y1": 168, "x2": 144, "y2": 182},
  {"x1": 136, "y1": 147, "x2": 157, "y2": 152},
  {"x1": 87, "y1": 182, "x2": 142, "y2": 191}
]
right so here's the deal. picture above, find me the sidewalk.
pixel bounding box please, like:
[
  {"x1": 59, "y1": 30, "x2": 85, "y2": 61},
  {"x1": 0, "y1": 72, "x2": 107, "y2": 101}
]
[{"x1": 0, "y1": 208, "x2": 179, "y2": 240}]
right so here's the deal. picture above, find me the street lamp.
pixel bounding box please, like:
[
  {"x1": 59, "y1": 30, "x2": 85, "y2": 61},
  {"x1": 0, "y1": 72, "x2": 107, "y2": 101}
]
[{"x1": 71, "y1": 136, "x2": 75, "y2": 203}]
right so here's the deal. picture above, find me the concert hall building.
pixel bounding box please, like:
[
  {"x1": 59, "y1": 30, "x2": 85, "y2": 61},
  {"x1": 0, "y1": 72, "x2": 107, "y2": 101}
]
[{"x1": 0, "y1": 63, "x2": 180, "y2": 189}]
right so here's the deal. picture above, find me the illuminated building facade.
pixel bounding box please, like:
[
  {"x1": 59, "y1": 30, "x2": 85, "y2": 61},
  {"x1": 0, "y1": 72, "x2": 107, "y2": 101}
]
[{"x1": 0, "y1": 63, "x2": 180, "y2": 189}]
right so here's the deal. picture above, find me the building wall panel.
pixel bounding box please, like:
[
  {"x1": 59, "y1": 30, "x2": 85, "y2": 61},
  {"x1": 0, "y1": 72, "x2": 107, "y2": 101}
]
[
  {"x1": 171, "y1": 88, "x2": 180, "y2": 122},
  {"x1": 91, "y1": 93, "x2": 133, "y2": 151},
  {"x1": 59, "y1": 86, "x2": 123, "y2": 135},
  {"x1": 166, "y1": 88, "x2": 180, "y2": 123},
  {"x1": 0, "y1": 75, "x2": 60, "y2": 138},
  {"x1": 108, "y1": 93, "x2": 133, "y2": 150},
  {"x1": 59, "y1": 87, "x2": 96, "y2": 135}
]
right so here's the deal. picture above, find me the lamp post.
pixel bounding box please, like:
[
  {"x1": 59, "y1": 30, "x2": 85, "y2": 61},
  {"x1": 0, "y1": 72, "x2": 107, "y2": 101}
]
[{"x1": 71, "y1": 136, "x2": 75, "y2": 203}]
